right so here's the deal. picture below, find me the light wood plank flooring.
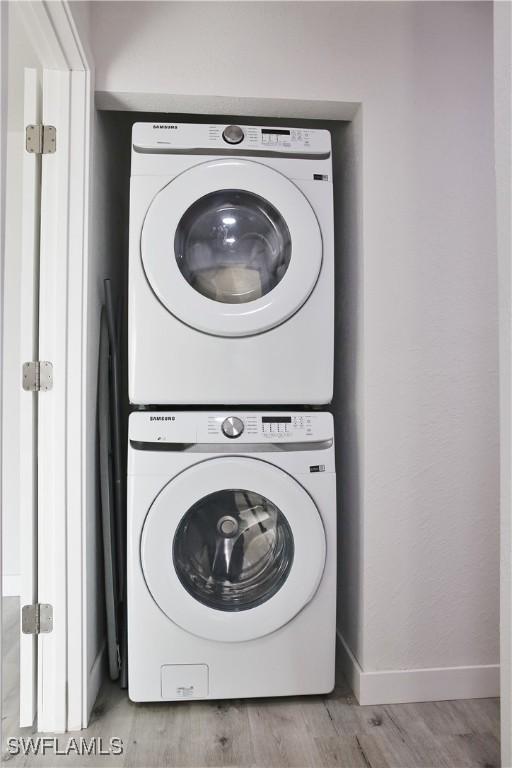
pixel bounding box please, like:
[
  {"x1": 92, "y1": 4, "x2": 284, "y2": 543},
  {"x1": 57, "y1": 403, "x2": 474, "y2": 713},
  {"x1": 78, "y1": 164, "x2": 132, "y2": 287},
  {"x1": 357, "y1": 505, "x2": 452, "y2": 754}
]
[{"x1": 2, "y1": 598, "x2": 500, "y2": 767}]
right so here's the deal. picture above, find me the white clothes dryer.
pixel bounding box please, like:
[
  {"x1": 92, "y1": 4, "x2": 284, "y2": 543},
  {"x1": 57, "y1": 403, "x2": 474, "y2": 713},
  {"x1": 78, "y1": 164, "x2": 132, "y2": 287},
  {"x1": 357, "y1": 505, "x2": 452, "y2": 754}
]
[
  {"x1": 127, "y1": 410, "x2": 336, "y2": 702},
  {"x1": 129, "y1": 122, "x2": 334, "y2": 405}
]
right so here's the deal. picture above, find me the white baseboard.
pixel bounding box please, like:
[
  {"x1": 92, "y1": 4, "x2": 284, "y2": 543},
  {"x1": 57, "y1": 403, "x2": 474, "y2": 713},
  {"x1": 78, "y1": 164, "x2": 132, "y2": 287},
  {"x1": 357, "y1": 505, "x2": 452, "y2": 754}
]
[
  {"x1": 2, "y1": 573, "x2": 20, "y2": 596},
  {"x1": 337, "y1": 631, "x2": 500, "y2": 705},
  {"x1": 86, "y1": 640, "x2": 107, "y2": 726}
]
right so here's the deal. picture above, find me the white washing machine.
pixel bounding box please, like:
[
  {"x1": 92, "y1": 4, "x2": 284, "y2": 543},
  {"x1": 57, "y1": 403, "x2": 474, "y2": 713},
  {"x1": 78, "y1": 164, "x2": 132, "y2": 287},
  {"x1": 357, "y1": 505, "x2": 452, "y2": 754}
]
[
  {"x1": 129, "y1": 122, "x2": 334, "y2": 405},
  {"x1": 127, "y1": 410, "x2": 336, "y2": 702}
]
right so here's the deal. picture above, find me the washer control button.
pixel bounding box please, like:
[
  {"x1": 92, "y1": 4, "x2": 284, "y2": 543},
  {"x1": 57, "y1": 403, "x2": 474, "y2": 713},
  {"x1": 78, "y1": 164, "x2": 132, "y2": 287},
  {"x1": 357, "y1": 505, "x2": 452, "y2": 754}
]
[
  {"x1": 222, "y1": 125, "x2": 244, "y2": 145},
  {"x1": 221, "y1": 416, "x2": 245, "y2": 439}
]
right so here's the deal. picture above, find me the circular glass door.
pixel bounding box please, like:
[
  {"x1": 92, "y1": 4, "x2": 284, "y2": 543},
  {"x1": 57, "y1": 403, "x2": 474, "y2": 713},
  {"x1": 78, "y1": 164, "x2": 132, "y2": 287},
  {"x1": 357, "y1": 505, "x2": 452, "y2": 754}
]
[
  {"x1": 174, "y1": 190, "x2": 291, "y2": 305},
  {"x1": 141, "y1": 159, "x2": 322, "y2": 337},
  {"x1": 141, "y1": 457, "x2": 326, "y2": 642},
  {"x1": 173, "y1": 489, "x2": 294, "y2": 611}
]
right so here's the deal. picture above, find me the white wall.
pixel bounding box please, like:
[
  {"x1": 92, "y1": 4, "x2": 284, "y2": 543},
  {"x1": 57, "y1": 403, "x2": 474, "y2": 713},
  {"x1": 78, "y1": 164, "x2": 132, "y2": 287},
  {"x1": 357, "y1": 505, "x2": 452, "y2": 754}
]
[
  {"x1": 68, "y1": 1, "x2": 94, "y2": 68},
  {"x1": 495, "y1": 0, "x2": 512, "y2": 761},
  {"x1": 90, "y1": 1, "x2": 498, "y2": 692}
]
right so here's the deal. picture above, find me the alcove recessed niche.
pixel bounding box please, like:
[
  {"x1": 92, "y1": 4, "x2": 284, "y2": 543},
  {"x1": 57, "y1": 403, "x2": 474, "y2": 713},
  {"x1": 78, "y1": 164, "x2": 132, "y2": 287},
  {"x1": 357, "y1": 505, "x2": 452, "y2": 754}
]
[{"x1": 90, "y1": 92, "x2": 363, "y2": 692}]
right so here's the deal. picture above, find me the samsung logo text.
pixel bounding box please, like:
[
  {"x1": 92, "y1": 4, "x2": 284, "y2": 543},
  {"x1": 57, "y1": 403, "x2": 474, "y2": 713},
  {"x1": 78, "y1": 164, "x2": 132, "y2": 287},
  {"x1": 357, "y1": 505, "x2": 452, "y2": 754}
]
[{"x1": 150, "y1": 416, "x2": 176, "y2": 421}]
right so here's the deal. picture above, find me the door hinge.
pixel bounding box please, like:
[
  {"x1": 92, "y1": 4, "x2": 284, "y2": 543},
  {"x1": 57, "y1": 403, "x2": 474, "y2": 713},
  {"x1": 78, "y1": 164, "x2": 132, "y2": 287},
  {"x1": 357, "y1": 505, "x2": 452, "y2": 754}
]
[
  {"x1": 22, "y1": 604, "x2": 53, "y2": 635},
  {"x1": 22, "y1": 361, "x2": 53, "y2": 392},
  {"x1": 25, "y1": 124, "x2": 56, "y2": 155}
]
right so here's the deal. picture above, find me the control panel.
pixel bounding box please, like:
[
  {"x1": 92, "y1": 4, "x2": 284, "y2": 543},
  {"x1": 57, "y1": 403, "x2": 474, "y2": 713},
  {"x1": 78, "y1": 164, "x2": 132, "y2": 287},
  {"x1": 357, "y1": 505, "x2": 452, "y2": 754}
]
[
  {"x1": 208, "y1": 414, "x2": 314, "y2": 441},
  {"x1": 132, "y1": 122, "x2": 331, "y2": 157},
  {"x1": 261, "y1": 415, "x2": 313, "y2": 438},
  {"x1": 129, "y1": 411, "x2": 332, "y2": 445}
]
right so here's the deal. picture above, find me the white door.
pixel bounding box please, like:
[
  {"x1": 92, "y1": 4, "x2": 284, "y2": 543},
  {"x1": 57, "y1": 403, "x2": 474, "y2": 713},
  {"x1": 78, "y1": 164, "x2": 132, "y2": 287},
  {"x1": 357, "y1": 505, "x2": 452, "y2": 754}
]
[
  {"x1": 2, "y1": 0, "x2": 92, "y2": 734},
  {"x1": 18, "y1": 66, "x2": 71, "y2": 733},
  {"x1": 141, "y1": 457, "x2": 326, "y2": 642},
  {"x1": 141, "y1": 159, "x2": 322, "y2": 336},
  {"x1": 18, "y1": 67, "x2": 42, "y2": 729}
]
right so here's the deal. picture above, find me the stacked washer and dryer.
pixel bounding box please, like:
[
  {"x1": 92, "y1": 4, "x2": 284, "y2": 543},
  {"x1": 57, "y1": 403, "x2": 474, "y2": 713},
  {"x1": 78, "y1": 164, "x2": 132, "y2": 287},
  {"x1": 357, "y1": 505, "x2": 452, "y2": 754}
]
[{"x1": 127, "y1": 122, "x2": 336, "y2": 702}]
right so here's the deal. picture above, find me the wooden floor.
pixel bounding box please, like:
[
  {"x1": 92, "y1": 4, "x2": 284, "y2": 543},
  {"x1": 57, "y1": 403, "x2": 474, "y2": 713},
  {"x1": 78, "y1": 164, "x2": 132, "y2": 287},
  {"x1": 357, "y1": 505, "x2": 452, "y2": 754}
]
[{"x1": 2, "y1": 597, "x2": 500, "y2": 767}]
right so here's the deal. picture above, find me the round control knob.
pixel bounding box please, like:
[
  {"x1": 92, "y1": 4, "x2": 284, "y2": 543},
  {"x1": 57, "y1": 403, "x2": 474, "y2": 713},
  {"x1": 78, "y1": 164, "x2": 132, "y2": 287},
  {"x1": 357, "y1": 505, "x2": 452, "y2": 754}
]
[
  {"x1": 222, "y1": 125, "x2": 244, "y2": 145},
  {"x1": 222, "y1": 416, "x2": 245, "y2": 439}
]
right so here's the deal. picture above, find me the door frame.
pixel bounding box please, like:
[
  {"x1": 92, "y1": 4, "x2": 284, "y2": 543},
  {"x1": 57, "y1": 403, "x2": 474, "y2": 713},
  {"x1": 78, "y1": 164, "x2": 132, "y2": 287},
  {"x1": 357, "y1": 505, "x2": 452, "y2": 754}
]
[{"x1": 1, "y1": 0, "x2": 93, "y2": 733}]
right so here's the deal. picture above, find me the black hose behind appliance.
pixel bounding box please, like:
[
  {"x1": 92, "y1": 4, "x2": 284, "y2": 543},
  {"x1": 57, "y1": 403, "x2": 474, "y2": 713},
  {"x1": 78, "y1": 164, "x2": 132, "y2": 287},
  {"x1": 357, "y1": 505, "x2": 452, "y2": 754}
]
[{"x1": 98, "y1": 279, "x2": 127, "y2": 686}]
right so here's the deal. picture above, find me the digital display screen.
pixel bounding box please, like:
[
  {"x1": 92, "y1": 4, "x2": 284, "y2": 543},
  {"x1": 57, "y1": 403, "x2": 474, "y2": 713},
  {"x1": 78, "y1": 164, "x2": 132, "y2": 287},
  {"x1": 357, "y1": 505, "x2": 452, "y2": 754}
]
[
  {"x1": 261, "y1": 129, "x2": 291, "y2": 136},
  {"x1": 262, "y1": 417, "x2": 292, "y2": 424}
]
